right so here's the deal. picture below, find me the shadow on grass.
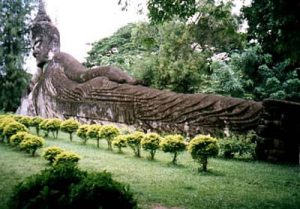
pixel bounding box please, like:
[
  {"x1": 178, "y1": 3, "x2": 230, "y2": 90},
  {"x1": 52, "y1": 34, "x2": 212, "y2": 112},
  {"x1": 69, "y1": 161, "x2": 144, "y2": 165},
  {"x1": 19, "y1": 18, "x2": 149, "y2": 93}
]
[{"x1": 191, "y1": 168, "x2": 226, "y2": 177}]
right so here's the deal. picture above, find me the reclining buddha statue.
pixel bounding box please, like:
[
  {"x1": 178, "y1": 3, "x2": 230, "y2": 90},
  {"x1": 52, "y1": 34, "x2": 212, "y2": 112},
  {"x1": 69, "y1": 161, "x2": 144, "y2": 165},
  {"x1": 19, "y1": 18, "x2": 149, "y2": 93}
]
[{"x1": 18, "y1": 1, "x2": 263, "y2": 137}]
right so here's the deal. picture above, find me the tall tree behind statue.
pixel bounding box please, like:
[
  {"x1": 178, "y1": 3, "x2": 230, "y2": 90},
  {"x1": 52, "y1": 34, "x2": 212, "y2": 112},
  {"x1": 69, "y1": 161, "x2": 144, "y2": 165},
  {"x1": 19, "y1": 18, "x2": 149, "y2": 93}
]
[{"x1": 0, "y1": 0, "x2": 35, "y2": 112}]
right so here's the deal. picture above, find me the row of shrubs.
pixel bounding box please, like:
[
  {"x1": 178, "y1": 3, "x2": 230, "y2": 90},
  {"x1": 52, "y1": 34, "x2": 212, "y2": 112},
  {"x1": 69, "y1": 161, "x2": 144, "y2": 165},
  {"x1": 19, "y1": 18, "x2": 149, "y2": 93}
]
[
  {"x1": 0, "y1": 115, "x2": 82, "y2": 166},
  {"x1": 0, "y1": 114, "x2": 256, "y2": 171}
]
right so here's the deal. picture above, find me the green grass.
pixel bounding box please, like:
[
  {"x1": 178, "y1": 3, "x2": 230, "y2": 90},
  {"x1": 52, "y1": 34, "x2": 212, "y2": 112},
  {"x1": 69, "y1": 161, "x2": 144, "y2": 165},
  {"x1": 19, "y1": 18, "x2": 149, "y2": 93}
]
[{"x1": 0, "y1": 131, "x2": 300, "y2": 209}]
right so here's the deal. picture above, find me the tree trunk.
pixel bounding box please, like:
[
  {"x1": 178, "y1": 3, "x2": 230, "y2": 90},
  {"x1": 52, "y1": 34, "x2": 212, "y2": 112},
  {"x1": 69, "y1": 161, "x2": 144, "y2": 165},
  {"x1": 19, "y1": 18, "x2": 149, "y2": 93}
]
[
  {"x1": 172, "y1": 152, "x2": 178, "y2": 164},
  {"x1": 69, "y1": 133, "x2": 72, "y2": 142},
  {"x1": 97, "y1": 138, "x2": 99, "y2": 148}
]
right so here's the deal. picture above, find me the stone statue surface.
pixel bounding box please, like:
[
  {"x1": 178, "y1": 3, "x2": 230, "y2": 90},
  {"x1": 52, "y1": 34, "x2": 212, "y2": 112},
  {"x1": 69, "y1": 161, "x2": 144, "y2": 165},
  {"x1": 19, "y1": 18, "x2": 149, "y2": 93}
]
[{"x1": 18, "y1": 1, "x2": 263, "y2": 137}]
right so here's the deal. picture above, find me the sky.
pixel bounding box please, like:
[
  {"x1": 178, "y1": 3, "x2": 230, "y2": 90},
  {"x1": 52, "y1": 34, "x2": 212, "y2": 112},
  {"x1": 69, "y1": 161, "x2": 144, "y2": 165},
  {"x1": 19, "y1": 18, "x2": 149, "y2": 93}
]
[{"x1": 26, "y1": 0, "x2": 249, "y2": 73}]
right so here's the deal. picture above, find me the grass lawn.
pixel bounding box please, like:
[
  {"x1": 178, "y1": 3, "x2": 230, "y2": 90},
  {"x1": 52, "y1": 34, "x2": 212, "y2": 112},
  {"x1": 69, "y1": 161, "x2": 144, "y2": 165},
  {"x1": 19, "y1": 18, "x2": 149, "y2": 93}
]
[{"x1": 0, "y1": 131, "x2": 299, "y2": 209}]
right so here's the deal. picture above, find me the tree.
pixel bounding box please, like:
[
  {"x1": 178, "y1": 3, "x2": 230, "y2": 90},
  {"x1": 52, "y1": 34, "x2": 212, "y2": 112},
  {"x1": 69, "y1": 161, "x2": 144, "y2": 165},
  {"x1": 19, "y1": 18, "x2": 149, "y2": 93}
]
[
  {"x1": 85, "y1": 23, "x2": 142, "y2": 73},
  {"x1": 60, "y1": 118, "x2": 80, "y2": 142},
  {"x1": 141, "y1": 133, "x2": 161, "y2": 160},
  {"x1": 188, "y1": 135, "x2": 219, "y2": 172},
  {"x1": 160, "y1": 134, "x2": 186, "y2": 164},
  {"x1": 242, "y1": 0, "x2": 300, "y2": 66},
  {"x1": 0, "y1": 0, "x2": 36, "y2": 112}
]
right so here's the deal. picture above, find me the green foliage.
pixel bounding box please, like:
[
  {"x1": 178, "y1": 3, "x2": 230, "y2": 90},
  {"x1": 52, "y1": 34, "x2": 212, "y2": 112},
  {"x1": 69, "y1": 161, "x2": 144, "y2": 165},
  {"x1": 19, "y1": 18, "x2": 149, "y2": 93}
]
[
  {"x1": 99, "y1": 125, "x2": 120, "y2": 151},
  {"x1": 85, "y1": 23, "x2": 142, "y2": 73},
  {"x1": 188, "y1": 135, "x2": 219, "y2": 172},
  {"x1": 195, "y1": 1, "x2": 245, "y2": 52},
  {"x1": 14, "y1": 115, "x2": 31, "y2": 127},
  {"x1": 141, "y1": 133, "x2": 161, "y2": 160},
  {"x1": 76, "y1": 124, "x2": 90, "y2": 144},
  {"x1": 131, "y1": 21, "x2": 208, "y2": 93},
  {"x1": 207, "y1": 45, "x2": 300, "y2": 101},
  {"x1": 9, "y1": 164, "x2": 87, "y2": 209},
  {"x1": 126, "y1": 131, "x2": 144, "y2": 157},
  {"x1": 219, "y1": 132, "x2": 256, "y2": 160},
  {"x1": 70, "y1": 171, "x2": 137, "y2": 209},
  {"x1": 60, "y1": 118, "x2": 80, "y2": 142},
  {"x1": 45, "y1": 118, "x2": 62, "y2": 139},
  {"x1": 53, "y1": 151, "x2": 81, "y2": 166},
  {"x1": 242, "y1": 0, "x2": 300, "y2": 66},
  {"x1": 0, "y1": 116, "x2": 15, "y2": 141},
  {"x1": 42, "y1": 146, "x2": 65, "y2": 164},
  {"x1": 39, "y1": 118, "x2": 50, "y2": 137},
  {"x1": 0, "y1": 0, "x2": 34, "y2": 112},
  {"x1": 29, "y1": 116, "x2": 43, "y2": 136},
  {"x1": 160, "y1": 134, "x2": 186, "y2": 164},
  {"x1": 3, "y1": 121, "x2": 28, "y2": 140},
  {"x1": 147, "y1": 0, "x2": 196, "y2": 23},
  {"x1": 112, "y1": 135, "x2": 127, "y2": 153},
  {"x1": 9, "y1": 131, "x2": 29, "y2": 147},
  {"x1": 86, "y1": 124, "x2": 102, "y2": 148},
  {"x1": 19, "y1": 134, "x2": 44, "y2": 156},
  {"x1": 9, "y1": 165, "x2": 137, "y2": 209}
]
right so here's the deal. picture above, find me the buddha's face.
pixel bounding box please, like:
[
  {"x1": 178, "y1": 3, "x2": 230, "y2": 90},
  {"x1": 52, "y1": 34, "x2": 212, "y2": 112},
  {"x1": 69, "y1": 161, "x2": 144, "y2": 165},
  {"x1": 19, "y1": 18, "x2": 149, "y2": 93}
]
[
  {"x1": 32, "y1": 36, "x2": 49, "y2": 68},
  {"x1": 31, "y1": 23, "x2": 60, "y2": 68}
]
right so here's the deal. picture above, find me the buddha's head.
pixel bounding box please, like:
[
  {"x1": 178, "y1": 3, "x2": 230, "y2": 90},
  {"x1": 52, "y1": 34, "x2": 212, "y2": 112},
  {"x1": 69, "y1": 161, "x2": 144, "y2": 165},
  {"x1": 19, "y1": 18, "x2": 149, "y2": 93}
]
[{"x1": 31, "y1": 0, "x2": 60, "y2": 68}]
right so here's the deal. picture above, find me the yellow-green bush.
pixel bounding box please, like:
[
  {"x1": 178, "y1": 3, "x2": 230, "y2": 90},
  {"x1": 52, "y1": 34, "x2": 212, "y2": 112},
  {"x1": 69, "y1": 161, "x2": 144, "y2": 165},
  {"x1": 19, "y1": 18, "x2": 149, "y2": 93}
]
[
  {"x1": 99, "y1": 125, "x2": 120, "y2": 150},
  {"x1": 45, "y1": 118, "x2": 62, "y2": 139},
  {"x1": 188, "y1": 135, "x2": 219, "y2": 172},
  {"x1": 19, "y1": 134, "x2": 45, "y2": 156},
  {"x1": 54, "y1": 151, "x2": 81, "y2": 166},
  {"x1": 160, "y1": 134, "x2": 186, "y2": 164},
  {"x1": 141, "y1": 133, "x2": 161, "y2": 160},
  {"x1": 9, "y1": 131, "x2": 30, "y2": 147},
  {"x1": 112, "y1": 135, "x2": 127, "y2": 153},
  {"x1": 39, "y1": 119, "x2": 51, "y2": 137},
  {"x1": 3, "y1": 121, "x2": 28, "y2": 141},
  {"x1": 43, "y1": 146, "x2": 65, "y2": 164},
  {"x1": 76, "y1": 124, "x2": 90, "y2": 144},
  {"x1": 29, "y1": 116, "x2": 43, "y2": 136},
  {"x1": 87, "y1": 124, "x2": 102, "y2": 148},
  {"x1": 60, "y1": 118, "x2": 80, "y2": 141},
  {"x1": 16, "y1": 115, "x2": 31, "y2": 128},
  {"x1": 0, "y1": 116, "x2": 15, "y2": 141},
  {"x1": 126, "y1": 131, "x2": 145, "y2": 157}
]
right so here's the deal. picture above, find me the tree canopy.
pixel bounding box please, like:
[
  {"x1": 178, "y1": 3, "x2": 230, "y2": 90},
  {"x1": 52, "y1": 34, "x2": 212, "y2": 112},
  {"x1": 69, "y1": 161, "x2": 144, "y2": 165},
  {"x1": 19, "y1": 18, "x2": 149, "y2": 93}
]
[{"x1": 0, "y1": 0, "x2": 36, "y2": 112}]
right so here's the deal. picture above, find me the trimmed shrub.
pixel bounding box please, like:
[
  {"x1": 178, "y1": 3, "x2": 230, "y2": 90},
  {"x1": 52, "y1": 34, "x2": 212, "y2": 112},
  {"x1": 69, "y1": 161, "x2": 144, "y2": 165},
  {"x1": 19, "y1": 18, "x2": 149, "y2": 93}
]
[
  {"x1": 9, "y1": 131, "x2": 30, "y2": 147},
  {"x1": 87, "y1": 124, "x2": 102, "y2": 148},
  {"x1": 141, "y1": 133, "x2": 161, "y2": 160},
  {"x1": 126, "y1": 131, "x2": 144, "y2": 158},
  {"x1": 0, "y1": 116, "x2": 15, "y2": 142},
  {"x1": 9, "y1": 164, "x2": 87, "y2": 209},
  {"x1": 46, "y1": 118, "x2": 62, "y2": 139},
  {"x1": 70, "y1": 171, "x2": 137, "y2": 209},
  {"x1": 43, "y1": 146, "x2": 65, "y2": 164},
  {"x1": 3, "y1": 121, "x2": 28, "y2": 141},
  {"x1": 76, "y1": 124, "x2": 90, "y2": 144},
  {"x1": 60, "y1": 118, "x2": 80, "y2": 142},
  {"x1": 54, "y1": 151, "x2": 81, "y2": 166},
  {"x1": 112, "y1": 135, "x2": 127, "y2": 153},
  {"x1": 39, "y1": 119, "x2": 50, "y2": 137},
  {"x1": 9, "y1": 165, "x2": 137, "y2": 209},
  {"x1": 188, "y1": 135, "x2": 219, "y2": 172},
  {"x1": 99, "y1": 125, "x2": 120, "y2": 150},
  {"x1": 16, "y1": 115, "x2": 31, "y2": 127},
  {"x1": 29, "y1": 116, "x2": 43, "y2": 136},
  {"x1": 160, "y1": 134, "x2": 186, "y2": 164},
  {"x1": 19, "y1": 134, "x2": 45, "y2": 156}
]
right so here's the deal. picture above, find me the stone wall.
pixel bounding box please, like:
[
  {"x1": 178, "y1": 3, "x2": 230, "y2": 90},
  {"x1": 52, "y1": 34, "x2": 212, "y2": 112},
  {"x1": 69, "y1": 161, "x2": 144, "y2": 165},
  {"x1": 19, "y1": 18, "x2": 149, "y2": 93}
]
[{"x1": 256, "y1": 99, "x2": 300, "y2": 164}]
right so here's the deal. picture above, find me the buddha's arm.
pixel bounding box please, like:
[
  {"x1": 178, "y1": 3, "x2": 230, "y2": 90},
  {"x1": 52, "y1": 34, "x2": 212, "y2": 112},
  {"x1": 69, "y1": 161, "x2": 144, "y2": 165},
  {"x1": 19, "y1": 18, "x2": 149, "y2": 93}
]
[{"x1": 54, "y1": 52, "x2": 138, "y2": 84}]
